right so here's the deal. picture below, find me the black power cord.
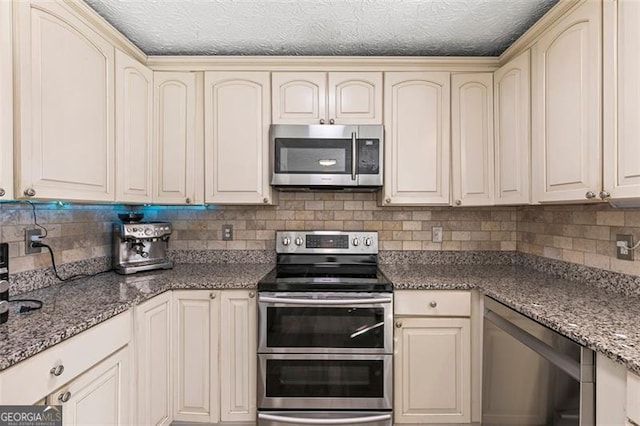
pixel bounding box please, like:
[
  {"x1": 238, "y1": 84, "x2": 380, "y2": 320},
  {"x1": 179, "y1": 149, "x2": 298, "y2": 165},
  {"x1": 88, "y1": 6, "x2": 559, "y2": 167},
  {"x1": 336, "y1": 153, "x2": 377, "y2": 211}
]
[{"x1": 30, "y1": 241, "x2": 111, "y2": 282}]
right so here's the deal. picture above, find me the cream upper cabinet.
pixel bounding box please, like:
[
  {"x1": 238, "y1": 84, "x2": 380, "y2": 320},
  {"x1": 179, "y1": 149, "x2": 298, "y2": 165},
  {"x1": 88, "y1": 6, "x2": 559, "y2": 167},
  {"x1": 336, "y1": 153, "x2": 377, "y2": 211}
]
[
  {"x1": 494, "y1": 50, "x2": 531, "y2": 205},
  {"x1": 173, "y1": 291, "x2": 220, "y2": 423},
  {"x1": 49, "y1": 347, "x2": 130, "y2": 426},
  {"x1": 0, "y1": 0, "x2": 13, "y2": 200},
  {"x1": 603, "y1": 0, "x2": 640, "y2": 201},
  {"x1": 272, "y1": 72, "x2": 382, "y2": 124},
  {"x1": 382, "y1": 72, "x2": 450, "y2": 206},
  {"x1": 115, "y1": 50, "x2": 153, "y2": 203},
  {"x1": 204, "y1": 72, "x2": 273, "y2": 204},
  {"x1": 15, "y1": 0, "x2": 115, "y2": 201},
  {"x1": 153, "y1": 72, "x2": 204, "y2": 205},
  {"x1": 219, "y1": 290, "x2": 257, "y2": 422},
  {"x1": 531, "y1": 0, "x2": 602, "y2": 203},
  {"x1": 135, "y1": 292, "x2": 173, "y2": 426},
  {"x1": 451, "y1": 73, "x2": 494, "y2": 207}
]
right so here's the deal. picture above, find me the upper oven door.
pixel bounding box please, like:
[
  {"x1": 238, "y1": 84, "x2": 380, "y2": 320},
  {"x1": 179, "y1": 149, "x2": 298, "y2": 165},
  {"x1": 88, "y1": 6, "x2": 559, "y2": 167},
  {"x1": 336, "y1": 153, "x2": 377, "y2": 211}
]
[{"x1": 258, "y1": 292, "x2": 393, "y2": 354}]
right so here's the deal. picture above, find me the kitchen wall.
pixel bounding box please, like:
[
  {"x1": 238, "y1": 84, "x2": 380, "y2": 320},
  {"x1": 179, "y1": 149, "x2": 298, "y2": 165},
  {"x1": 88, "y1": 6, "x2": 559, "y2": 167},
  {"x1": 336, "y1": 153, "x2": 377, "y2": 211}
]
[{"x1": 2, "y1": 195, "x2": 640, "y2": 278}]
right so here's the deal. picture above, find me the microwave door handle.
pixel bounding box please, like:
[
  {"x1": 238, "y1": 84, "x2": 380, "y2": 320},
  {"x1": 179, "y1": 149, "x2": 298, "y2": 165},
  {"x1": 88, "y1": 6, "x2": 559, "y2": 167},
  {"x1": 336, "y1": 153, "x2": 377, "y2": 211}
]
[
  {"x1": 259, "y1": 296, "x2": 392, "y2": 305},
  {"x1": 258, "y1": 412, "x2": 392, "y2": 424},
  {"x1": 351, "y1": 131, "x2": 357, "y2": 181}
]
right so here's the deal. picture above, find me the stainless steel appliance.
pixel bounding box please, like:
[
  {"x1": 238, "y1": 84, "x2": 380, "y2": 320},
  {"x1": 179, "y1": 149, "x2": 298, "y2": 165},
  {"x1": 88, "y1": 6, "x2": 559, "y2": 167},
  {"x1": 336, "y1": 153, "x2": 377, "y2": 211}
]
[
  {"x1": 270, "y1": 125, "x2": 383, "y2": 190},
  {"x1": 113, "y1": 216, "x2": 174, "y2": 275},
  {"x1": 257, "y1": 230, "x2": 393, "y2": 425},
  {"x1": 483, "y1": 297, "x2": 595, "y2": 426}
]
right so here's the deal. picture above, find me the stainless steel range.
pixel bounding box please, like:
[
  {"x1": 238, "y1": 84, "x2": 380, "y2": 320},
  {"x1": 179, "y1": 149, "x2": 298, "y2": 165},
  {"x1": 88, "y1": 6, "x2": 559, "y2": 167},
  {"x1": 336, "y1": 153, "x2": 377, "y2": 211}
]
[{"x1": 257, "y1": 230, "x2": 393, "y2": 426}]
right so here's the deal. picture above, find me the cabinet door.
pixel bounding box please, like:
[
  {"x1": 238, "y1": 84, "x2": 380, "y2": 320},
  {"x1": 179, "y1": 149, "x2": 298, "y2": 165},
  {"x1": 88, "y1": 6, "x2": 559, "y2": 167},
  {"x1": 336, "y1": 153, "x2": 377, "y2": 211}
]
[
  {"x1": 603, "y1": 0, "x2": 640, "y2": 200},
  {"x1": 50, "y1": 347, "x2": 129, "y2": 426},
  {"x1": 272, "y1": 72, "x2": 326, "y2": 124},
  {"x1": 451, "y1": 73, "x2": 494, "y2": 207},
  {"x1": 0, "y1": 0, "x2": 13, "y2": 200},
  {"x1": 531, "y1": 0, "x2": 601, "y2": 203},
  {"x1": 15, "y1": 0, "x2": 114, "y2": 201},
  {"x1": 328, "y1": 72, "x2": 382, "y2": 124},
  {"x1": 205, "y1": 72, "x2": 273, "y2": 204},
  {"x1": 173, "y1": 291, "x2": 220, "y2": 423},
  {"x1": 135, "y1": 292, "x2": 172, "y2": 426},
  {"x1": 494, "y1": 50, "x2": 531, "y2": 205},
  {"x1": 394, "y1": 317, "x2": 471, "y2": 423},
  {"x1": 383, "y1": 72, "x2": 450, "y2": 205},
  {"x1": 219, "y1": 290, "x2": 257, "y2": 422},
  {"x1": 628, "y1": 371, "x2": 640, "y2": 425},
  {"x1": 153, "y1": 72, "x2": 204, "y2": 205},
  {"x1": 115, "y1": 50, "x2": 153, "y2": 203}
]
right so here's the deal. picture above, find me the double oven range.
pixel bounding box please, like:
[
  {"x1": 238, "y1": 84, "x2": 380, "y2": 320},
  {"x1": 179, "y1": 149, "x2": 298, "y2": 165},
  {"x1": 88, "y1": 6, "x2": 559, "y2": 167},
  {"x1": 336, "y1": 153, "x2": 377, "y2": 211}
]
[{"x1": 257, "y1": 231, "x2": 393, "y2": 426}]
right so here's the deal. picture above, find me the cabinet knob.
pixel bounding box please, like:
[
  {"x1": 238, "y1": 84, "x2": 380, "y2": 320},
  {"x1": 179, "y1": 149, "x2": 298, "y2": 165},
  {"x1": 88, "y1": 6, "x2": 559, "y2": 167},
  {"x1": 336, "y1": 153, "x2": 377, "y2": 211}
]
[
  {"x1": 0, "y1": 188, "x2": 4, "y2": 197},
  {"x1": 455, "y1": 199, "x2": 462, "y2": 206},
  {"x1": 385, "y1": 198, "x2": 391, "y2": 204},
  {"x1": 585, "y1": 191, "x2": 596, "y2": 199},
  {"x1": 429, "y1": 301, "x2": 438, "y2": 308},
  {"x1": 395, "y1": 321, "x2": 402, "y2": 328},
  {"x1": 23, "y1": 188, "x2": 36, "y2": 197},
  {"x1": 329, "y1": 118, "x2": 335, "y2": 125},
  {"x1": 249, "y1": 291, "x2": 255, "y2": 298},
  {"x1": 263, "y1": 197, "x2": 269, "y2": 204},
  {"x1": 319, "y1": 119, "x2": 325, "y2": 125},
  {"x1": 58, "y1": 391, "x2": 71, "y2": 403},
  {"x1": 209, "y1": 292, "x2": 216, "y2": 299},
  {"x1": 599, "y1": 191, "x2": 611, "y2": 200},
  {"x1": 185, "y1": 198, "x2": 192, "y2": 204},
  {"x1": 50, "y1": 365, "x2": 65, "y2": 376}
]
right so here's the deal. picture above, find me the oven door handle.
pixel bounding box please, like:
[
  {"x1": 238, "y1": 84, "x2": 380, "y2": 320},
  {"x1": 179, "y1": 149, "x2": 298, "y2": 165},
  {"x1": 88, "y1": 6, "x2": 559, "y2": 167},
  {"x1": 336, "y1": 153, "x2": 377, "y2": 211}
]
[
  {"x1": 258, "y1": 412, "x2": 392, "y2": 424},
  {"x1": 259, "y1": 296, "x2": 392, "y2": 305}
]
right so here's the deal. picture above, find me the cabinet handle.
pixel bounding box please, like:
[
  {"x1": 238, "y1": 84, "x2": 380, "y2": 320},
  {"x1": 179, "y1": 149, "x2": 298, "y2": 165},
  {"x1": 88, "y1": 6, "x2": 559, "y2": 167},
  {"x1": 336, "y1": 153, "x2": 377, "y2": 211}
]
[
  {"x1": 385, "y1": 198, "x2": 391, "y2": 204},
  {"x1": 599, "y1": 191, "x2": 611, "y2": 200},
  {"x1": 0, "y1": 188, "x2": 4, "y2": 197},
  {"x1": 319, "y1": 119, "x2": 325, "y2": 125},
  {"x1": 185, "y1": 198, "x2": 192, "y2": 204},
  {"x1": 209, "y1": 292, "x2": 216, "y2": 299},
  {"x1": 585, "y1": 191, "x2": 596, "y2": 199},
  {"x1": 23, "y1": 188, "x2": 36, "y2": 197},
  {"x1": 395, "y1": 321, "x2": 402, "y2": 328},
  {"x1": 329, "y1": 118, "x2": 335, "y2": 125},
  {"x1": 249, "y1": 291, "x2": 255, "y2": 298},
  {"x1": 50, "y1": 365, "x2": 65, "y2": 376},
  {"x1": 58, "y1": 391, "x2": 71, "y2": 403},
  {"x1": 429, "y1": 301, "x2": 438, "y2": 308},
  {"x1": 263, "y1": 197, "x2": 269, "y2": 204},
  {"x1": 455, "y1": 199, "x2": 462, "y2": 206}
]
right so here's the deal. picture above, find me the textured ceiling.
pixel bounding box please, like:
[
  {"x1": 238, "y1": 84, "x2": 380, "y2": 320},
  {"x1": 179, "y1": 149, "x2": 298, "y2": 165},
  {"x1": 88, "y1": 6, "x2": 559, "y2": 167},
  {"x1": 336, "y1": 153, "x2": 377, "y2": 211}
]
[{"x1": 84, "y1": 0, "x2": 559, "y2": 56}]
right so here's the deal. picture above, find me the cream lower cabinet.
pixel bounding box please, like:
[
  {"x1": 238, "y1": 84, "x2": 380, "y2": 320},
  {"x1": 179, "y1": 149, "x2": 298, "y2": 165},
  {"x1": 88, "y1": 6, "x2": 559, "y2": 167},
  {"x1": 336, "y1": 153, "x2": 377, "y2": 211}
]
[
  {"x1": 0, "y1": 0, "x2": 13, "y2": 200},
  {"x1": 603, "y1": 0, "x2": 640, "y2": 202},
  {"x1": 394, "y1": 291, "x2": 471, "y2": 424},
  {"x1": 629, "y1": 371, "x2": 640, "y2": 426},
  {"x1": 14, "y1": 0, "x2": 115, "y2": 202},
  {"x1": 382, "y1": 72, "x2": 451, "y2": 206},
  {"x1": 135, "y1": 291, "x2": 173, "y2": 426},
  {"x1": 48, "y1": 347, "x2": 129, "y2": 426},
  {"x1": 531, "y1": 0, "x2": 602, "y2": 204},
  {"x1": 451, "y1": 73, "x2": 494, "y2": 207},
  {"x1": 204, "y1": 72, "x2": 273, "y2": 204}
]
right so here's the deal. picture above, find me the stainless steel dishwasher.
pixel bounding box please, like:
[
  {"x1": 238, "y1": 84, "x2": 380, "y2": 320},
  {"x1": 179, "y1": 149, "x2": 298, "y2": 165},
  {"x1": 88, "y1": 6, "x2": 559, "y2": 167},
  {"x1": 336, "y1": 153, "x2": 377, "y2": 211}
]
[{"x1": 482, "y1": 297, "x2": 595, "y2": 426}]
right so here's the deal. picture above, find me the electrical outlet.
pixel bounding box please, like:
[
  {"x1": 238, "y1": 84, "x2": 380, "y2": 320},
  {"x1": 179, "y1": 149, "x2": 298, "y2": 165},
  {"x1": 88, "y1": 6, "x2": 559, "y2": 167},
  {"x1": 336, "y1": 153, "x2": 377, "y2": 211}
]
[
  {"x1": 222, "y1": 224, "x2": 233, "y2": 241},
  {"x1": 432, "y1": 226, "x2": 443, "y2": 243},
  {"x1": 25, "y1": 229, "x2": 42, "y2": 254},
  {"x1": 616, "y1": 234, "x2": 634, "y2": 261}
]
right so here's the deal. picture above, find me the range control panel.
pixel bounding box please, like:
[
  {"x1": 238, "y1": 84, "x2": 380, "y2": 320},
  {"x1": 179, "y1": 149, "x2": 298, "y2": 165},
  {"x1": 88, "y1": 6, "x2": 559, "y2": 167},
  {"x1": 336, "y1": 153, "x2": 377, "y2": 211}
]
[
  {"x1": 276, "y1": 231, "x2": 378, "y2": 255},
  {"x1": 116, "y1": 222, "x2": 173, "y2": 239}
]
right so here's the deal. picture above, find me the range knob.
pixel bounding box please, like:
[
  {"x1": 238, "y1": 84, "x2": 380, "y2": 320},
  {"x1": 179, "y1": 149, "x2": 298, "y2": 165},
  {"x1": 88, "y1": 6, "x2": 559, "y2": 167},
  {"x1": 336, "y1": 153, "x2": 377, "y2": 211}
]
[
  {"x1": 282, "y1": 237, "x2": 291, "y2": 246},
  {"x1": 364, "y1": 237, "x2": 373, "y2": 247},
  {"x1": 352, "y1": 237, "x2": 360, "y2": 246},
  {"x1": 144, "y1": 228, "x2": 153, "y2": 236},
  {"x1": 294, "y1": 237, "x2": 304, "y2": 246}
]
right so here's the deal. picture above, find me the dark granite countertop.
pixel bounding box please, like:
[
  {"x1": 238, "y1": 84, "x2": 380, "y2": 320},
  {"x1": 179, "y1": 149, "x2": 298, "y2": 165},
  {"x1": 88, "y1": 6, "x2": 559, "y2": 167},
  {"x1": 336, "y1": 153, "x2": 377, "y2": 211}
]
[{"x1": 2, "y1": 261, "x2": 639, "y2": 378}]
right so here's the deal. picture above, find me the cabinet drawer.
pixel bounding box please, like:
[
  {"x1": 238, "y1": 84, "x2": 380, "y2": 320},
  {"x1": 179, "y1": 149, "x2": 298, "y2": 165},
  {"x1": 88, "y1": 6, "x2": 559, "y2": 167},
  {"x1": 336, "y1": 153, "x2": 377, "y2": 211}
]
[
  {"x1": 0, "y1": 311, "x2": 131, "y2": 404},
  {"x1": 394, "y1": 290, "x2": 470, "y2": 316},
  {"x1": 629, "y1": 371, "x2": 640, "y2": 425}
]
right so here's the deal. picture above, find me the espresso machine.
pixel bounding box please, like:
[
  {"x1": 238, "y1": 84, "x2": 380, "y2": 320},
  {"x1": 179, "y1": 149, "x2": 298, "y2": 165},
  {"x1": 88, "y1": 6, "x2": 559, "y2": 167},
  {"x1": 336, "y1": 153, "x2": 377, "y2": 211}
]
[{"x1": 113, "y1": 213, "x2": 174, "y2": 275}]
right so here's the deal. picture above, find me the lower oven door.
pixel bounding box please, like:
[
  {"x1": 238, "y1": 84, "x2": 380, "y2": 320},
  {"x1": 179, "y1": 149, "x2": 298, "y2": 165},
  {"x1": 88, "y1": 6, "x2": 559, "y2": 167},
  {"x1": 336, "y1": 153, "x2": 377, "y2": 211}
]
[
  {"x1": 258, "y1": 411, "x2": 392, "y2": 426},
  {"x1": 258, "y1": 353, "x2": 392, "y2": 410}
]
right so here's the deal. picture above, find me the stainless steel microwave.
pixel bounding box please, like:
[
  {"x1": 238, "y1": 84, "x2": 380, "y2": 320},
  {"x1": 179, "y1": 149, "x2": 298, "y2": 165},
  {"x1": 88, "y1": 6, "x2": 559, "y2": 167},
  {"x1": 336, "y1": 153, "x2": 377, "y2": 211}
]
[{"x1": 270, "y1": 124, "x2": 383, "y2": 190}]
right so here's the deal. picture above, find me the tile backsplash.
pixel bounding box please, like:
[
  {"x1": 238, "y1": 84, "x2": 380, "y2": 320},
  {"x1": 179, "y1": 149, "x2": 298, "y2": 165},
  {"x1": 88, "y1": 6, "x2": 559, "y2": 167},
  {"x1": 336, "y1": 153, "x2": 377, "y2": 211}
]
[{"x1": 1, "y1": 195, "x2": 639, "y2": 278}]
